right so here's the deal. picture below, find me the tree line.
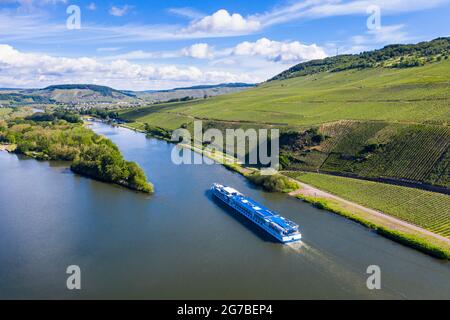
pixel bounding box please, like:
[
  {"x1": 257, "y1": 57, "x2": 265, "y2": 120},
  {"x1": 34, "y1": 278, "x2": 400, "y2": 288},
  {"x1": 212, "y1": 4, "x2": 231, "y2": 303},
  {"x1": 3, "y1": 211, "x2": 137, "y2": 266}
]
[{"x1": 0, "y1": 116, "x2": 153, "y2": 193}]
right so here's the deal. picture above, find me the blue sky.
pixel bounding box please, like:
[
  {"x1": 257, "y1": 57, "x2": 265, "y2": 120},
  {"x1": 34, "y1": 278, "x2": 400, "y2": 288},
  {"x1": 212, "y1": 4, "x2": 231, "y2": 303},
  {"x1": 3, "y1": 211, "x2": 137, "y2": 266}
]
[{"x1": 0, "y1": 0, "x2": 449, "y2": 90}]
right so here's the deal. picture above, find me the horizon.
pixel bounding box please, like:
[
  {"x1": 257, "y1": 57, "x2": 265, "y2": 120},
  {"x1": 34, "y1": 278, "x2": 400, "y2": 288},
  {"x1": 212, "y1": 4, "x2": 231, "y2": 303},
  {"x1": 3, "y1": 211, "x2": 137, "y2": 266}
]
[
  {"x1": 0, "y1": 81, "x2": 258, "y2": 92},
  {"x1": 0, "y1": 0, "x2": 449, "y2": 90},
  {"x1": 1, "y1": 35, "x2": 448, "y2": 92}
]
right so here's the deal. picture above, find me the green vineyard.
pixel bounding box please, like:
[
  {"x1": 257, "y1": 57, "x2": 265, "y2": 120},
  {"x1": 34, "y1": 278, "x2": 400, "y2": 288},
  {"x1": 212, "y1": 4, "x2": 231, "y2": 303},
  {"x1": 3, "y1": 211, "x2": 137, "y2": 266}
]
[
  {"x1": 286, "y1": 172, "x2": 450, "y2": 237},
  {"x1": 357, "y1": 124, "x2": 450, "y2": 183},
  {"x1": 119, "y1": 57, "x2": 450, "y2": 190},
  {"x1": 285, "y1": 121, "x2": 450, "y2": 188}
]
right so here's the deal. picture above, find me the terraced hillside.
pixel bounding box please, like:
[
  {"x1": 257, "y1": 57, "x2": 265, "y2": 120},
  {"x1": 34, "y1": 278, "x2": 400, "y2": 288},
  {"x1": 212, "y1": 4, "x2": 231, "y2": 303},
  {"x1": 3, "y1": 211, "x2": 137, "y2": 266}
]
[
  {"x1": 308, "y1": 121, "x2": 450, "y2": 188},
  {"x1": 118, "y1": 39, "x2": 450, "y2": 191},
  {"x1": 119, "y1": 60, "x2": 450, "y2": 187}
]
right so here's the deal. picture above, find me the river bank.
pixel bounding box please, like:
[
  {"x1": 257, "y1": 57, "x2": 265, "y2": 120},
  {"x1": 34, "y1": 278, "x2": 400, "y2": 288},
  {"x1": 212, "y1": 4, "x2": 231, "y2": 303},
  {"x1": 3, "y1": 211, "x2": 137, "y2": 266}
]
[
  {"x1": 3, "y1": 121, "x2": 450, "y2": 299},
  {"x1": 165, "y1": 136, "x2": 450, "y2": 259},
  {"x1": 108, "y1": 120, "x2": 450, "y2": 259},
  {"x1": 293, "y1": 193, "x2": 450, "y2": 259},
  {"x1": 0, "y1": 143, "x2": 16, "y2": 152}
]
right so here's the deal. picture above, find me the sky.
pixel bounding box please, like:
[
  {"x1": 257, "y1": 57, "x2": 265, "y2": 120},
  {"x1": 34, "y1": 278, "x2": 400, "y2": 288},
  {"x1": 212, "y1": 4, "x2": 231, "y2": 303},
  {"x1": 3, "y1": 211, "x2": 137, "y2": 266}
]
[{"x1": 0, "y1": 0, "x2": 449, "y2": 90}]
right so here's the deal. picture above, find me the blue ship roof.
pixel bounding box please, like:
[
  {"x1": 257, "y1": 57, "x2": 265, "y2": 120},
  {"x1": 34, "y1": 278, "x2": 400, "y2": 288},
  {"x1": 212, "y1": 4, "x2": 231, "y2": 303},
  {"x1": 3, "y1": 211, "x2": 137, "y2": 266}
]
[{"x1": 231, "y1": 194, "x2": 298, "y2": 232}]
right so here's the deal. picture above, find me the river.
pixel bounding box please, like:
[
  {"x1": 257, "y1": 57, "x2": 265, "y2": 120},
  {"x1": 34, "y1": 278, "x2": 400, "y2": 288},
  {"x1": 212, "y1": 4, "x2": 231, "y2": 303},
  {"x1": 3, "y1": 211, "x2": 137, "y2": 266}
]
[{"x1": 0, "y1": 121, "x2": 448, "y2": 299}]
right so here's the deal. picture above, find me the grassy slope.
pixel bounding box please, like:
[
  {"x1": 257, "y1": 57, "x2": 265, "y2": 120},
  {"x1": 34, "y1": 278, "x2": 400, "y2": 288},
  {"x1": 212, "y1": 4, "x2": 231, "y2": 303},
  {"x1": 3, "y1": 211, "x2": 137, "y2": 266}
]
[
  {"x1": 119, "y1": 60, "x2": 450, "y2": 246},
  {"x1": 287, "y1": 172, "x2": 450, "y2": 238},
  {"x1": 120, "y1": 60, "x2": 450, "y2": 129}
]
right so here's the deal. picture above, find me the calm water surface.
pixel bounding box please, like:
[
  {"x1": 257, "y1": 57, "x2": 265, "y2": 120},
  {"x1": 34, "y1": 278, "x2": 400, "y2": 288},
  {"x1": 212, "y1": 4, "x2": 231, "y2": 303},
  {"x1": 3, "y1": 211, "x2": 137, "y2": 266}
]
[{"x1": 0, "y1": 122, "x2": 449, "y2": 299}]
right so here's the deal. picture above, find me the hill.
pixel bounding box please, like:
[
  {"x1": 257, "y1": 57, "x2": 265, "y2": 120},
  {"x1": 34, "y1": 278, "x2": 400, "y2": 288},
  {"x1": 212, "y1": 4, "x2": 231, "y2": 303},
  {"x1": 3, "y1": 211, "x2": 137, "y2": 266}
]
[
  {"x1": 144, "y1": 83, "x2": 255, "y2": 92},
  {"x1": 270, "y1": 37, "x2": 449, "y2": 81},
  {"x1": 43, "y1": 84, "x2": 134, "y2": 97},
  {"x1": 34, "y1": 84, "x2": 135, "y2": 103},
  {"x1": 118, "y1": 39, "x2": 450, "y2": 190},
  {"x1": 0, "y1": 84, "x2": 134, "y2": 105},
  {"x1": 133, "y1": 83, "x2": 256, "y2": 104},
  {"x1": 0, "y1": 83, "x2": 255, "y2": 105},
  {"x1": 119, "y1": 58, "x2": 450, "y2": 129}
]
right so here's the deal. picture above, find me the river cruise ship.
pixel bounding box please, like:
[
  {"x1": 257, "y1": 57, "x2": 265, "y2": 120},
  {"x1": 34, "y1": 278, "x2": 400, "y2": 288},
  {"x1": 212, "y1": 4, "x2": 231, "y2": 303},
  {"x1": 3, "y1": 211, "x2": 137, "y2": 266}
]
[{"x1": 211, "y1": 183, "x2": 302, "y2": 243}]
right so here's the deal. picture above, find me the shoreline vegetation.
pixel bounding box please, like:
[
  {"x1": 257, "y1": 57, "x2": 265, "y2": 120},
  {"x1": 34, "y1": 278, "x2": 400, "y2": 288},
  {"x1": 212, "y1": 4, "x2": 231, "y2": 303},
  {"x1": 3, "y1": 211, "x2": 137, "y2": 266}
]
[
  {"x1": 84, "y1": 118, "x2": 450, "y2": 260},
  {"x1": 0, "y1": 112, "x2": 153, "y2": 193},
  {"x1": 155, "y1": 127, "x2": 450, "y2": 259},
  {"x1": 174, "y1": 141, "x2": 299, "y2": 193},
  {"x1": 295, "y1": 195, "x2": 450, "y2": 260}
]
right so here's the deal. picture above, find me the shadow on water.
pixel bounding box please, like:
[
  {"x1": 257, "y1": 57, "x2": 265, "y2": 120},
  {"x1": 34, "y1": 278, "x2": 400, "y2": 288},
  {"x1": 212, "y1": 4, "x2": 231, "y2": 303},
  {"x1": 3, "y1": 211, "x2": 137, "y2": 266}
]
[{"x1": 205, "y1": 190, "x2": 278, "y2": 244}]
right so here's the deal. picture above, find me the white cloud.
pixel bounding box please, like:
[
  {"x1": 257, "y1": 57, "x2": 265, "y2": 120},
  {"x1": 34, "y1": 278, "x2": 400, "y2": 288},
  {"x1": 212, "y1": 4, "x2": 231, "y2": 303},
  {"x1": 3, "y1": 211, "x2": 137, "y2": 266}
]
[
  {"x1": 0, "y1": 44, "x2": 254, "y2": 90},
  {"x1": 183, "y1": 9, "x2": 261, "y2": 35},
  {"x1": 181, "y1": 43, "x2": 215, "y2": 59},
  {"x1": 0, "y1": 0, "x2": 67, "y2": 5},
  {"x1": 1, "y1": 1, "x2": 448, "y2": 43},
  {"x1": 0, "y1": 0, "x2": 67, "y2": 13},
  {"x1": 103, "y1": 49, "x2": 180, "y2": 60},
  {"x1": 233, "y1": 38, "x2": 327, "y2": 63},
  {"x1": 365, "y1": 24, "x2": 410, "y2": 44},
  {"x1": 109, "y1": 5, "x2": 132, "y2": 17},
  {"x1": 97, "y1": 47, "x2": 122, "y2": 52},
  {"x1": 112, "y1": 38, "x2": 327, "y2": 64},
  {"x1": 87, "y1": 2, "x2": 96, "y2": 11},
  {"x1": 335, "y1": 24, "x2": 413, "y2": 54},
  {"x1": 167, "y1": 7, "x2": 203, "y2": 19},
  {"x1": 256, "y1": 0, "x2": 450, "y2": 26}
]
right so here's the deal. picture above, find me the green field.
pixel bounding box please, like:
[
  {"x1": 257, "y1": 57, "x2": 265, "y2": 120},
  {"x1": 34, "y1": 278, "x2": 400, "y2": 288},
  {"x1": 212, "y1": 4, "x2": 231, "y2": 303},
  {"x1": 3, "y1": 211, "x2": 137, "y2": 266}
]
[
  {"x1": 287, "y1": 172, "x2": 450, "y2": 237},
  {"x1": 313, "y1": 121, "x2": 450, "y2": 187},
  {"x1": 120, "y1": 60, "x2": 450, "y2": 129}
]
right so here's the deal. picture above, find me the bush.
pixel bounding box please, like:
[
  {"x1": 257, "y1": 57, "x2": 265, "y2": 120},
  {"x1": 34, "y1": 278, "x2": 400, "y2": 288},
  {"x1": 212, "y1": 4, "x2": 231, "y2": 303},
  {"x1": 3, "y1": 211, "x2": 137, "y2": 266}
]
[
  {"x1": 71, "y1": 143, "x2": 153, "y2": 193},
  {"x1": 279, "y1": 155, "x2": 291, "y2": 169},
  {"x1": 53, "y1": 111, "x2": 82, "y2": 123},
  {"x1": 25, "y1": 112, "x2": 55, "y2": 122},
  {"x1": 25, "y1": 111, "x2": 82, "y2": 123},
  {"x1": 392, "y1": 57, "x2": 424, "y2": 68},
  {"x1": 144, "y1": 123, "x2": 172, "y2": 139},
  {"x1": 247, "y1": 173, "x2": 299, "y2": 193},
  {"x1": 81, "y1": 108, "x2": 119, "y2": 120}
]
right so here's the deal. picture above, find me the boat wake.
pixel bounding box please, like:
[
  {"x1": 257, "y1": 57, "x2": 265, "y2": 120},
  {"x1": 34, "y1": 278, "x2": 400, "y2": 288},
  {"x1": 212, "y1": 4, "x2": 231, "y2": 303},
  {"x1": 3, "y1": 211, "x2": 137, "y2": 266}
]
[
  {"x1": 286, "y1": 241, "x2": 310, "y2": 253},
  {"x1": 286, "y1": 241, "x2": 401, "y2": 298},
  {"x1": 287, "y1": 240, "x2": 355, "y2": 275}
]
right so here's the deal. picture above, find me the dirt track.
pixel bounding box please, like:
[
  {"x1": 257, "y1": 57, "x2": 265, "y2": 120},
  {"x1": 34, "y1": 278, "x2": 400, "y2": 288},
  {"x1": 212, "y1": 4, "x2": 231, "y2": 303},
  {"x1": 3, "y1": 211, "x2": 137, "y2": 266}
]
[{"x1": 287, "y1": 177, "x2": 450, "y2": 245}]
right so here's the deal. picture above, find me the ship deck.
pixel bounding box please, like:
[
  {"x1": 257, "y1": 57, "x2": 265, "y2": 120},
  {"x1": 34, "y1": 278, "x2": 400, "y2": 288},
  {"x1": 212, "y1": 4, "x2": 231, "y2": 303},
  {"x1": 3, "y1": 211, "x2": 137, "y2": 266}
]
[{"x1": 232, "y1": 194, "x2": 298, "y2": 232}]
